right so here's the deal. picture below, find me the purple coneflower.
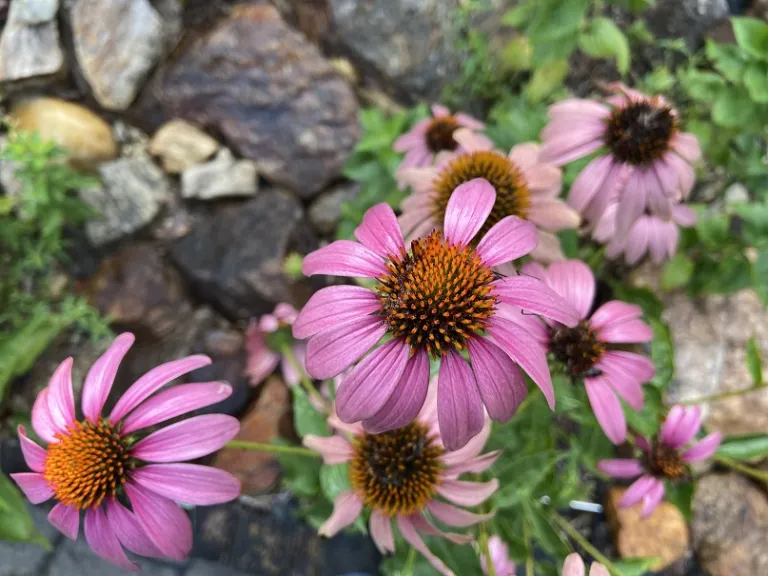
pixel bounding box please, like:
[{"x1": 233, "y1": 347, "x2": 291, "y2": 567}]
[
  {"x1": 522, "y1": 260, "x2": 655, "y2": 444},
  {"x1": 303, "y1": 384, "x2": 499, "y2": 576},
  {"x1": 398, "y1": 129, "x2": 580, "y2": 262},
  {"x1": 598, "y1": 405, "x2": 722, "y2": 518},
  {"x1": 480, "y1": 535, "x2": 517, "y2": 576},
  {"x1": 540, "y1": 83, "x2": 700, "y2": 232},
  {"x1": 562, "y1": 553, "x2": 609, "y2": 576},
  {"x1": 11, "y1": 333, "x2": 241, "y2": 571},
  {"x1": 244, "y1": 302, "x2": 306, "y2": 387},
  {"x1": 294, "y1": 179, "x2": 579, "y2": 450}
]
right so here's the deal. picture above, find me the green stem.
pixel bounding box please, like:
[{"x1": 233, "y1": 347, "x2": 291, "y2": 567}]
[
  {"x1": 675, "y1": 383, "x2": 768, "y2": 406},
  {"x1": 550, "y1": 512, "x2": 618, "y2": 575},
  {"x1": 523, "y1": 519, "x2": 534, "y2": 576},
  {"x1": 282, "y1": 345, "x2": 329, "y2": 413},
  {"x1": 479, "y1": 522, "x2": 497, "y2": 576},
  {"x1": 225, "y1": 441, "x2": 319, "y2": 457},
  {"x1": 714, "y1": 454, "x2": 768, "y2": 483},
  {"x1": 404, "y1": 547, "x2": 416, "y2": 575}
]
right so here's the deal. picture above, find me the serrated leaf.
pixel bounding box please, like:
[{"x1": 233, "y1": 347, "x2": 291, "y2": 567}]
[
  {"x1": 717, "y1": 434, "x2": 768, "y2": 461},
  {"x1": 746, "y1": 336, "x2": 764, "y2": 387},
  {"x1": 578, "y1": 17, "x2": 630, "y2": 73},
  {"x1": 661, "y1": 254, "x2": 694, "y2": 290},
  {"x1": 732, "y1": 17, "x2": 768, "y2": 60}
]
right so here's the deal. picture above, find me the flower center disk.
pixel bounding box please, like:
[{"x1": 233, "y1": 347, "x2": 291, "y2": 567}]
[
  {"x1": 550, "y1": 321, "x2": 605, "y2": 378},
  {"x1": 604, "y1": 100, "x2": 677, "y2": 165},
  {"x1": 350, "y1": 422, "x2": 444, "y2": 517},
  {"x1": 43, "y1": 420, "x2": 132, "y2": 510},
  {"x1": 431, "y1": 150, "x2": 531, "y2": 238},
  {"x1": 647, "y1": 442, "x2": 688, "y2": 480},
  {"x1": 376, "y1": 231, "x2": 497, "y2": 357},
  {"x1": 424, "y1": 116, "x2": 461, "y2": 154}
]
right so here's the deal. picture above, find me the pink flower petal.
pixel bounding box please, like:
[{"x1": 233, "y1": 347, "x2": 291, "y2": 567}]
[
  {"x1": 82, "y1": 333, "x2": 135, "y2": 423},
  {"x1": 492, "y1": 276, "x2": 579, "y2": 327},
  {"x1": 597, "y1": 319, "x2": 653, "y2": 344},
  {"x1": 468, "y1": 337, "x2": 527, "y2": 422},
  {"x1": 619, "y1": 475, "x2": 656, "y2": 508},
  {"x1": 84, "y1": 507, "x2": 138, "y2": 572},
  {"x1": 437, "y1": 349, "x2": 485, "y2": 451},
  {"x1": 667, "y1": 405, "x2": 702, "y2": 449},
  {"x1": 303, "y1": 435, "x2": 353, "y2": 465},
  {"x1": 121, "y1": 382, "x2": 233, "y2": 434},
  {"x1": 319, "y1": 491, "x2": 363, "y2": 537},
  {"x1": 568, "y1": 155, "x2": 614, "y2": 213},
  {"x1": 17, "y1": 425, "x2": 46, "y2": 473},
  {"x1": 393, "y1": 120, "x2": 429, "y2": 152},
  {"x1": 409, "y1": 514, "x2": 473, "y2": 544},
  {"x1": 452, "y1": 128, "x2": 492, "y2": 153},
  {"x1": 542, "y1": 260, "x2": 595, "y2": 320},
  {"x1": 432, "y1": 104, "x2": 450, "y2": 117},
  {"x1": 305, "y1": 315, "x2": 387, "y2": 380},
  {"x1": 475, "y1": 215, "x2": 537, "y2": 266},
  {"x1": 244, "y1": 335, "x2": 280, "y2": 386},
  {"x1": 110, "y1": 354, "x2": 212, "y2": 424},
  {"x1": 660, "y1": 405, "x2": 686, "y2": 446},
  {"x1": 436, "y1": 479, "x2": 498, "y2": 507},
  {"x1": 106, "y1": 499, "x2": 162, "y2": 558},
  {"x1": 596, "y1": 459, "x2": 644, "y2": 478},
  {"x1": 336, "y1": 338, "x2": 409, "y2": 423},
  {"x1": 302, "y1": 240, "x2": 388, "y2": 278},
  {"x1": 641, "y1": 479, "x2": 666, "y2": 518},
  {"x1": 281, "y1": 344, "x2": 306, "y2": 387},
  {"x1": 682, "y1": 432, "x2": 723, "y2": 463},
  {"x1": 293, "y1": 286, "x2": 381, "y2": 340},
  {"x1": 585, "y1": 377, "x2": 627, "y2": 445},
  {"x1": 443, "y1": 178, "x2": 496, "y2": 247},
  {"x1": 599, "y1": 351, "x2": 655, "y2": 385},
  {"x1": 589, "y1": 301, "x2": 642, "y2": 331},
  {"x1": 328, "y1": 409, "x2": 364, "y2": 436},
  {"x1": 548, "y1": 99, "x2": 611, "y2": 120},
  {"x1": 455, "y1": 112, "x2": 485, "y2": 130},
  {"x1": 444, "y1": 450, "x2": 501, "y2": 477},
  {"x1": 427, "y1": 500, "x2": 493, "y2": 527},
  {"x1": 441, "y1": 418, "x2": 492, "y2": 466},
  {"x1": 623, "y1": 218, "x2": 651, "y2": 265},
  {"x1": 46, "y1": 357, "x2": 76, "y2": 432},
  {"x1": 397, "y1": 516, "x2": 454, "y2": 576},
  {"x1": 130, "y1": 414, "x2": 240, "y2": 462},
  {"x1": 530, "y1": 230, "x2": 566, "y2": 263},
  {"x1": 539, "y1": 127, "x2": 605, "y2": 166},
  {"x1": 369, "y1": 511, "x2": 395, "y2": 554},
  {"x1": 362, "y1": 348, "x2": 430, "y2": 433},
  {"x1": 508, "y1": 142, "x2": 540, "y2": 171},
  {"x1": 48, "y1": 503, "x2": 79, "y2": 540},
  {"x1": 355, "y1": 203, "x2": 405, "y2": 258},
  {"x1": 525, "y1": 162, "x2": 562, "y2": 194},
  {"x1": 125, "y1": 482, "x2": 192, "y2": 560},
  {"x1": 527, "y1": 198, "x2": 580, "y2": 231},
  {"x1": 615, "y1": 171, "x2": 647, "y2": 236},
  {"x1": 673, "y1": 204, "x2": 696, "y2": 227},
  {"x1": 493, "y1": 303, "x2": 550, "y2": 344},
  {"x1": 562, "y1": 553, "x2": 586, "y2": 576},
  {"x1": 602, "y1": 372, "x2": 644, "y2": 411},
  {"x1": 10, "y1": 473, "x2": 53, "y2": 504},
  {"x1": 32, "y1": 388, "x2": 62, "y2": 444},
  {"x1": 671, "y1": 132, "x2": 701, "y2": 163},
  {"x1": 590, "y1": 562, "x2": 610, "y2": 576},
  {"x1": 132, "y1": 463, "x2": 241, "y2": 505}
]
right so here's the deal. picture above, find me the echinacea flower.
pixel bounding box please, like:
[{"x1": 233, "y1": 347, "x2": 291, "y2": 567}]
[
  {"x1": 244, "y1": 302, "x2": 307, "y2": 387},
  {"x1": 294, "y1": 179, "x2": 579, "y2": 449},
  {"x1": 598, "y1": 405, "x2": 722, "y2": 518},
  {"x1": 522, "y1": 260, "x2": 655, "y2": 444},
  {"x1": 11, "y1": 333, "x2": 241, "y2": 571},
  {"x1": 562, "y1": 552, "x2": 609, "y2": 576},
  {"x1": 592, "y1": 203, "x2": 697, "y2": 266},
  {"x1": 540, "y1": 83, "x2": 700, "y2": 232},
  {"x1": 303, "y1": 384, "x2": 499, "y2": 576},
  {"x1": 481, "y1": 535, "x2": 517, "y2": 576},
  {"x1": 398, "y1": 129, "x2": 580, "y2": 262}
]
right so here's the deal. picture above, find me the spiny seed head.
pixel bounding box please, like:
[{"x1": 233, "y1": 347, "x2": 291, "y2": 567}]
[
  {"x1": 550, "y1": 321, "x2": 605, "y2": 378},
  {"x1": 424, "y1": 115, "x2": 461, "y2": 154},
  {"x1": 431, "y1": 151, "x2": 531, "y2": 239},
  {"x1": 605, "y1": 99, "x2": 678, "y2": 165},
  {"x1": 350, "y1": 422, "x2": 444, "y2": 517},
  {"x1": 43, "y1": 420, "x2": 132, "y2": 510},
  {"x1": 647, "y1": 441, "x2": 688, "y2": 480},
  {"x1": 376, "y1": 231, "x2": 496, "y2": 358}
]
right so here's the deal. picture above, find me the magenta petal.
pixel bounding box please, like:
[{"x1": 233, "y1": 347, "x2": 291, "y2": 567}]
[
  {"x1": 319, "y1": 491, "x2": 363, "y2": 537},
  {"x1": 441, "y1": 420, "x2": 492, "y2": 466},
  {"x1": 568, "y1": 155, "x2": 613, "y2": 213},
  {"x1": 84, "y1": 507, "x2": 138, "y2": 572},
  {"x1": 641, "y1": 479, "x2": 666, "y2": 519},
  {"x1": 660, "y1": 405, "x2": 686, "y2": 445},
  {"x1": 32, "y1": 388, "x2": 61, "y2": 443},
  {"x1": 443, "y1": 178, "x2": 496, "y2": 247},
  {"x1": 17, "y1": 425, "x2": 46, "y2": 473},
  {"x1": 125, "y1": 482, "x2": 192, "y2": 560},
  {"x1": 11, "y1": 473, "x2": 53, "y2": 504},
  {"x1": 589, "y1": 301, "x2": 642, "y2": 330},
  {"x1": 475, "y1": 215, "x2": 538, "y2": 266},
  {"x1": 492, "y1": 276, "x2": 579, "y2": 327},
  {"x1": 48, "y1": 503, "x2": 79, "y2": 540},
  {"x1": 303, "y1": 435, "x2": 353, "y2": 465},
  {"x1": 354, "y1": 203, "x2": 405, "y2": 258},
  {"x1": 302, "y1": 240, "x2": 388, "y2": 278},
  {"x1": 667, "y1": 405, "x2": 702, "y2": 449},
  {"x1": 369, "y1": 511, "x2": 395, "y2": 554},
  {"x1": 132, "y1": 463, "x2": 241, "y2": 505},
  {"x1": 106, "y1": 499, "x2": 162, "y2": 558},
  {"x1": 435, "y1": 479, "x2": 498, "y2": 507},
  {"x1": 305, "y1": 315, "x2": 387, "y2": 380},
  {"x1": 585, "y1": 377, "x2": 627, "y2": 445},
  {"x1": 542, "y1": 260, "x2": 596, "y2": 320},
  {"x1": 603, "y1": 373, "x2": 644, "y2": 411},
  {"x1": 121, "y1": 382, "x2": 233, "y2": 435},
  {"x1": 426, "y1": 500, "x2": 493, "y2": 527},
  {"x1": 130, "y1": 414, "x2": 240, "y2": 462},
  {"x1": 682, "y1": 432, "x2": 723, "y2": 463},
  {"x1": 292, "y1": 286, "x2": 381, "y2": 340},
  {"x1": 437, "y1": 349, "x2": 485, "y2": 451},
  {"x1": 596, "y1": 459, "x2": 644, "y2": 478},
  {"x1": 597, "y1": 319, "x2": 653, "y2": 343},
  {"x1": 362, "y1": 348, "x2": 430, "y2": 433},
  {"x1": 615, "y1": 171, "x2": 647, "y2": 235},
  {"x1": 619, "y1": 475, "x2": 655, "y2": 508},
  {"x1": 82, "y1": 333, "x2": 135, "y2": 423},
  {"x1": 599, "y1": 351, "x2": 655, "y2": 385},
  {"x1": 397, "y1": 516, "x2": 454, "y2": 576},
  {"x1": 46, "y1": 357, "x2": 76, "y2": 431},
  {"x1": 563, "y1": 553, "x2": 586, "y2": 576},
  {"x1": 336, "y1": 338, "x2": 409, "y2": 423},
  {"x1": 468, "y1": 337, "x2": 527, "y2": 422}
]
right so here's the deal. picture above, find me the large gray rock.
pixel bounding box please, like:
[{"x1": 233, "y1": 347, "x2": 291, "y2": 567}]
[
  {"x1": 644, "y1": 0, "x2": 730, "y2": 48},
  {"x1": 181, "y1": 148, "x2": 258, "y2": 200},
  {"x1": 0, "y1": 505, "x2": 60, "y2": 576},
  {"x1": 48, "y1": 537, "x2": 181, "y2": 576},
  {"x1": 0, "y1": 0, "x2": 64, "y2": 84},
  {"x1": 308, "y1": 181, "x2": 360, "y2": 235},
  {"x1": 16, "y1": 0, "x2": 58, "y2": 24}
]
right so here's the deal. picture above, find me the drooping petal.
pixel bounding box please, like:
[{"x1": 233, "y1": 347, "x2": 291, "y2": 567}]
[
  {"x1": 10, "y1": 473, "x2": 53, "y2": 504},
  {"x1": 671, "y1": 132, "x2": 701, "y2": 164},
  {"x1": 589, "y1": 301, "x2": 643, "y2": 331},
  {"x1": 619, "y1": 475, "x2": 656, "y2": 508},
  {"x1": 336, "y1": 338, "x2": 410, "y2": 423},
  {"x1": 527, "y1": 198, "x2": 580, "y2": 231},
  {"x1": 603, "y1": 372, "x2": 644, "y2": 411},
  {"x1": 443, "y1": 179, "x2": 496, "y2": 247},
  {"x1": 437, "y1": 349, "x2": 485, "y2": 451},
  {"x1": 597, "y1": 319, "x2": 653, "y2": 343},
  {"x1": 292, "y1": 286, "x2": 381, "y2": 340},
  {"x1": 590, "y1": 562, "x2": 611, "y2": 576},
  {"x1": 17, "y1": 425, "x2": 46, "y2": 473},
  {"x1": 397, "y1": 516, "x2": 455, "y2": 576},
  {"x1": 525, "y1": 162, "x2": 562, "y2": 195},
  {"x1": 31, "y1": 388, "x2": 59, "y2": 443},
  {"x1": 541, "y1": 260, "x2": 596, "y2": 320},
  {"x1": 48, "y1": 503, "x2": 79, "y2": 540},
  {"x1": 615, "y1": 171, "x2": 647, "y2": 236},
  {"x1": 82, "y1": 333, "x2": 135, "y2": 422},
  {"x1": 452, "y1": 128, "x2": 492, "y2": 153},
  {"x1": 132, "y1": 464, "x2": 241, "y2": 506},
  {"x1": 568, "y1": 155, "x2": 614, "y2": 213},
  {"x1": 455, "y1": 112, "x2": 485, "y2": 130},
  {"x1": 84, "y1": 507, "x2": 138, "y2": 572},
  {"x1": 436, "y1": 479, "x2": 498, "y2": 507},
  {"x1": 305, "y1": 315, "x2": 387, "y2": 380},
  {"x1": 682, "y1": 432, "x2": 723, "y2": 463},
  {"x1": 355, "y1": 203, "x2": 405, "y2": 258},
  {"x1": 130, "y1": 415, "x2": 240, "y2": 463},
  {"x1": 492, "y1": 276, "x2": 579, "y2": 327},
  {"x1": 641, "y1": 479, "x2": 666, "y2": 518},
  {"x1": 408, "y1": 514, "x2": 473, "y2": 545},
  {"x1": 623, "y1": 218, "x2": 651, "y2": 265},
  {"x1": 303, "y1": 435, "x2": 354, "y2": 465},
  {"x1": 369, "y1": 512, "x2": 395, "y2": 555},
  {"x1": 539, "y1": 129, "x2": 605, "y2": 166},
  {"x1": 468, "y1": 337, "x2": 527, "y2": 422},
  {"x1": 475, "y1": 215, "x2": 537, "y2": 266},
  {"x1": 443, "y1": 450, "x2": 501, "y2": 477},
  {"x1": 302, "y1": 240, "x2": 388, "y2": 278},
  {"x1": 46, "y1": 357, "x2": 76, "y2": 432},
  {"x1": 596, "y1": 459, "x2": 644, "y2": 478},
  {"x1": 426, "y1": 500, "x2": 493, "y2": 527},
  {"x1": 530, "y1": 230, "x2": 566, "y2": 263},
  {"x1": 666, "y1": 405, "x2": 702, "y2": 449},
  {"x1": 508, "y1": 142, "x2": 540, "y2": 171},
  {"x1": 244, "y1": 336, "x2": 280, "y2": 386},
  {"x1": 585, "y1": 377, "x2": 627, "y2": 445},
  {"x1": 598, "y1": 351, "x2": 655, "y2": 385},
  {"x1": 125, "y1": 482, "x2": 192, "y2": 561},
  {"x1": 562, "y1": 553, "x2": 586, "y2": 576},
  {"x1": 441, "y1": 419, "x2": 492, "y2": 466},
  {"x1": 106, "y1": 499, "x2": 162, "y2": 558},
  {"x1": 660, "y1": 405, "x2": 686, "y2": 446},
  {"x1": 318, "y1": 491, "x2": 363, "y2": 537}
]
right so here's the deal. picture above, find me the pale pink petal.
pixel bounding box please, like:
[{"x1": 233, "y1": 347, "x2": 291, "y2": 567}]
[
  {"x1": 106, "y1": 499, "x2": 162, "y2": 558},
  {"x1": 397, "y1": 516, "x2": 455, "y2": 576},
  {"x1": 292, "y1": 286, "x2": 381, "y2": 340},
  {"x1": 408, "y1": 514, "x2": 473, "y2": 545},
  {"x1": 452, "y1": 128, "x2": 493, "y2": 153},
  {"x1": 130, "y1": 414, "x2": 240, "y2": 462},
  {"x1": 132, "y1": 463, "x2": 240, "y2": 505},
  {"x1": 615, "y1": 171, "x2": 647, "y2": 235},
  {"x1": 82, "y1": 333, "x2": 135, "y2": 422},
  {"x1": 660, "y1": 405, "x2": 686, "y2": 446},
  {"x1": 645, "y1": 171, "x2": 673, "y2": 220},
  {"x1": 539, "y1": 125, "x2": 605, "y2": 165},
  {"x1": 84, "y1": 507, "x2": 137, "y2": 572},
  {"x1": 110, "y1": 354, "x2": 212, "y2": 424},
  {"x1": 427, "y1": 500, "x2": 493, "y2": 527},
  {"x1": 671, "y1": 132, "x2": 701, "y2": 163},
  {"x1": 562, "y1": 553, "x2": 586, "y2": 576},
  {"x1": 528, "y1": 198, "x2": 580, "y2": 231},
  {"x1": 272, "y1": 303, "x2": 298, "y2": 323},
  {"x1": 436, "y1": 479, "x2": 498, "y2": 507},
  {"x1": 520, "y1": 261, "x2": 546, "y2": 280},
  {"x1": 475, "y1": 215, "x2": 537, "y2": 266},
  {"x1": 530, "y1": 230, "x2": 565, "y2": 263},
  {"x1": 398, "y1": 207, "x2": 434, "y2": 238},
  {"x1": 596, "y1": 459, "x2": 644, "y2": 478},
  {"x1": 31, "y1": 388, "x2": 59, "y2": 443},
  {"x1": 590, "y1": 563, "x2": 610, "y2": 576},
  {"x1": 619, "y1": 475, "x2": 656, "y2": 508},
  {"x1": 641, "y1": 479, "x2": 666, "y2": 518},
  {"x1": 303, "y1": 435, "x2": 353, "y2": 464},
  {"x1": 48, "y1": 503, "x2": 79, "y2": 540},
  {"x1": 549, "y1": 99, "x2": 611, "y2": 119},
  {"x1": 370, "y1": 511, "x2": 395, "y2": 554},
  {"x1": 673, "y1": 204, "x2": 696, "y2": 227},
  {"x1": 444, "y1": 450, "x2": 501, "y2": 477},
  {"x1": 281, "y1": 344, "x2": 304, "y2": 387},
  {"x1": 302, "y1": 240, "x2": 388, "y2": 278},
  {"x1": 441, "y1": 419, "x2": 492, "y2": 466},
  {"x1": 305, "y1": 315, "x2": 387, "y2": 380},
  {"x1": 663, "y1": 152, "x2": 695, "y2": 198},
  {"x1": 682, "y1": 432, "x2": 723, "y2": 462},
  {"x1": 363, "y1": 348, "x2": 430, "y2": 433},
  {"x1": 597, "y1": 319, "x2": 653, "y2": 343},
  {"x1": 437, "y1": 349, "x2": 485, "y2": 451},
  {"x1": 328, "y1": 410, "x2": 364, "y2": 436},
  {"x1": 398, "y1": 148, "x2": 431, "y2": 173},
  {"x1": 319, "y1": 491, "x2": 363, "y2": 537},
  {"x1": 125, "y1": 482, "x2": 192, "y2": 560},
  {"x1": 492, "y1": 276, "x2": 579, "y2": 327},
  {"x1": 542, "y1": 260, "x2": 595, "y2": 320},
  {"x1": 10, "y1": 473, "x2": 53, "y2": 504},
  {"x1": 455, "y1": 112, "x2": 485, "y2": 130},
  {"x1": 244, "y1": 338, "x2": 280, "y2": 386},
  {"x1": 432, "y1": 104, "x2": 450, "y2": 117},
  {"x1": 568, "y1": 155, "x2": 614, "y2": 213},
  {"x1": 667, "y1": 405, "x2": 702, "y2": 449},
  {"x1": 393, "y1": 120, "x2": 429, "y2": 152},
  {"x1": 589, "y1": 301, "x2": 642, "y2": 330},
  {"x1": 525, "y1": 163, "x2": 563, "y2": 194},
  {"x1": 258, "y1": 314, "x2": 280, "y2": 332},
  {"x1": 648, "y1": 220, "x2": 669, "y2": 265},
  {"x1": 468, "y1": 337, "x2": 527, "y2": 422},
  {"x1": 585, "y1": 377, "x2": 627, "y2": 444},
  {"x1": 508, "y1": 142, "x2": 540, "y2": 171},
  {"x1": 17, "y1": 425, "x2": 46, "y2": 473},
  {"x1": 46, "y1": 357, "x2": 76, "y2": 431},
  {"x1": 443, "y1": 178, "x2": 496, "y2": 247},
  {"x1": 493, "y1": 303, "x2": 550, "y2": 344},
  {"x1": 355, "y1": 203, "x2": 405, "y2": 258}
]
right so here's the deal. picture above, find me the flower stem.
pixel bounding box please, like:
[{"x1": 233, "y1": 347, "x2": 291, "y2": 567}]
[
  {"x1": 404, "y1": 547, "x2": 416, "y2": 575},
  {"x1": 714, "y1": 454, "x2": 768, "y2": 483},
  {"x1": 550, "y1": 512, "x2": 618, "y2": 575},
  {"x1": 282, "y1": 345, "x2": 329, "y2": 413},
  {"x1": 479, "y1": 522, "x2": 497, "y2": 576},
  {"x1": 675, "y1": 383, "x2": 768, "y2": 406},
  {"x1": 225, "y1": 441, "x2": 319, "y2": 457},
  {"x1": 523, "y1": 519, "x2": 534, "y2": 576}
]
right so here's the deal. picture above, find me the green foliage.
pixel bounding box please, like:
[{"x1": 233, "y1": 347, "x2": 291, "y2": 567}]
[
  {"x1": 717, "y1": 433, "x2": 768, "y2": 461},
  {"x1": 579, "y1": 17, "x2": 631, "y2": 74},
  {"x1": 0, "y1": 471, "x2": 49, "y2": 548},
  {"x1": 746, "y1": 336, "x2": 764, "y2": 387}
]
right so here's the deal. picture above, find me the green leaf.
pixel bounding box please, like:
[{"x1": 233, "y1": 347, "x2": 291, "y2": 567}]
[
  {"x1": 0, "y1": 472, "x2": 49, "y2": 547},
  {"x1": 732, "y1": 17, "x2": 768, "y2": 60},
  {"x1": 744, "y1": 62, "x2": 768, "y2": 103},
  {"x1": 712, "y1": 87, "x2": 757, "y2": 128},
  {"x1": 526, "y1": 59, "x2": 569, "y2": 102},
  {"x1": 523, "y1": 503, "x2": 570, "y2": 558},
  {"x1": 717, "y1": 433, "x2": 768, "y2": 461},
  {"x1": 753, "y1": 250, "x2": 768, "y2": 305},
  {"x1": 501, "y1": 2, "x2": 538, "y2": 27},
  {"x1": 649, "y1": 318, "x2": 674, "y2": 389},
  {"x1": 706, "y1": 40, "x2": 746, "y2": 83},
  {"x1": 319, "y1": 463, "x2": 351, "y2": 503},
  {"x1": 679, "y1": 68, "x2": 726, "y2": 102},
  {"x1": 612, "y1": 558, "x2": 661, "y2": 576},
  {"x1": 492, "y1": 452, "x2": 562, "y2": 509},
  {"x1": 275, "y1": 438, "x2": 321, "y2": 497},
  {"x1": 291, "y1": 386, "x2": 329, "y2": 438},
  {"x1": 501, "y1": 35, "x2": 532, "y2": 71},
  {"x1": 661, "y1": 254, "x2": 694, "y2": 290},
  {"x1": 746, "y1": 337, "x2": 764, "y2": 387},
  {"x1": 624, "y1": 386, "x2": 664, "y2": 438},
  {"x1": 665, "y1": 481, "x2": 694, "y2": 521},
  {"x1": 578, "y1": 17, "x2": 630, "y2": 73}
]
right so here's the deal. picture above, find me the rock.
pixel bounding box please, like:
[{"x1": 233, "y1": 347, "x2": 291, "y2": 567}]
[
  {"x1": 308, "y1": 181, "x2": 360, "y2": 235},
  {"x1": 186, "y1": 560, "x2": 249, "y2": 576},
  {"x1": 329, "y1": 0, "x2": 461, "y2": 103},
  {"x1": 213, "y1": 376, "x2": 291, "y2": 494},
  {"x1": 69, "y1": 0, "x2": 165, "y2": 110},
  {"x1": 142, "y1": 4, "x2": 358, "y2": 198},
  {"x1": 9, "y1": 98, "x2": 118, "y2": 168},
  {"x1": 112, "y1": 120, "x2": 151, "y2": 159},
  {"x1": 149, "y1": 119, "x2": 220, "y2": 173},
  {"x1": 0, "y1": 505, "x2": 61, "y2": 576},
  {"x1": 0, "y1": 0, "x2": 64, "y2": 84},
  {"x1": 48, "y1": 536, "x2": 180, "y2": 576},
  {"x1": 169, "y1": 188, "x2": 318, "y2": 320},
  {"x1": 644, "y1": 0, "x2": 730, "y2": 49},
  {"x1": 692, "y1": 473, "x2": 768, "y2": 575},
  {"x1": 80, "y1": 156, "x2": 169, "y2": 245},
  {"x1": 181, "y1": 148, "x2": 258, "y2": 200},
  {"x1": 605, "y1": 486, "x2": 690, "y2": 571}
]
